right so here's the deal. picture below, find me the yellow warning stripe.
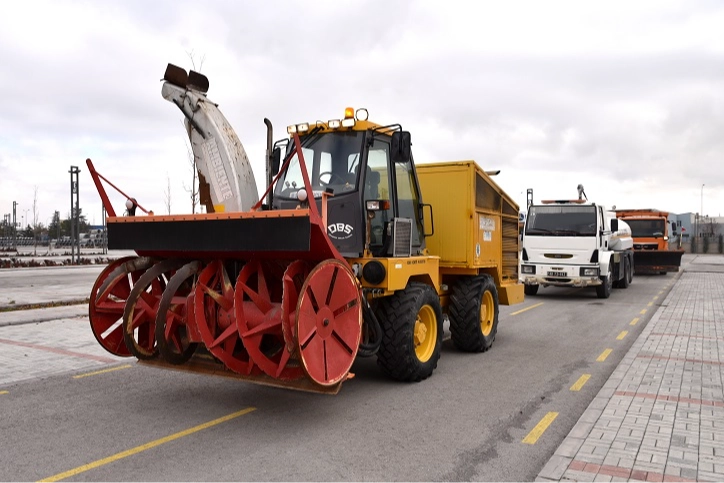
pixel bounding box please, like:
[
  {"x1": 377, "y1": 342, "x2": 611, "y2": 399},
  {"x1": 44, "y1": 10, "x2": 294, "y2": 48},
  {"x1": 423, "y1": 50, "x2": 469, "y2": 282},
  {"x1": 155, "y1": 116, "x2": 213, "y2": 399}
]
[
  {"x1": 39, "y1": 407, "x2": 256, "y2": 482},
  {"x1": 522, "y1": 412, "x2": 559, "y2": 444}
]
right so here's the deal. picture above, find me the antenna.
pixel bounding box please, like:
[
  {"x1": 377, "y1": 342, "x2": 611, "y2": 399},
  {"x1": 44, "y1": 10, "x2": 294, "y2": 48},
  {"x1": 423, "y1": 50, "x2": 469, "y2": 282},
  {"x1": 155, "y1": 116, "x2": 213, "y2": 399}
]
[{"x1": 577, "y1": 184, "x2": 587, "y2": 201}]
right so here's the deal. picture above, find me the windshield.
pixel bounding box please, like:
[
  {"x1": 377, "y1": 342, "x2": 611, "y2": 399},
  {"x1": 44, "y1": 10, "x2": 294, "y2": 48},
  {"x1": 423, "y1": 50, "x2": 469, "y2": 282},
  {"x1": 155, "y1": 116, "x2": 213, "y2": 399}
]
[
  {"x1": 625, "y1": 219, "x2": 666, "y2": 237},
  {"x1": 525, "y1": 205, "x2": 597, "y2": 236},
  {"x1": 274, "y1": 131, "x2": 364, "y2": 199}
]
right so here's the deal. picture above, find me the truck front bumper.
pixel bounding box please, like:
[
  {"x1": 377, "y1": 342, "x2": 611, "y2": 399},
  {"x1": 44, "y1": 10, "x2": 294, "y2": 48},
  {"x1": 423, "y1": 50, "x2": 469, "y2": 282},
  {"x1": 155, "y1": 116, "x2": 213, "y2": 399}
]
[{"x1": 520, "y1": 264, "x2": 602, "y2": 287}]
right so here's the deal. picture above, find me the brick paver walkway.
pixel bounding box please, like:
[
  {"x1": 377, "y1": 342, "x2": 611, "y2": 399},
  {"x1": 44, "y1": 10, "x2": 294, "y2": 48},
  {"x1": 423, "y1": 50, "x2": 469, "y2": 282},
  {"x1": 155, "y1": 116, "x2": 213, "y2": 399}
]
[{"x1": 538, "y1": 256, "x2": 724, "y2": 482}]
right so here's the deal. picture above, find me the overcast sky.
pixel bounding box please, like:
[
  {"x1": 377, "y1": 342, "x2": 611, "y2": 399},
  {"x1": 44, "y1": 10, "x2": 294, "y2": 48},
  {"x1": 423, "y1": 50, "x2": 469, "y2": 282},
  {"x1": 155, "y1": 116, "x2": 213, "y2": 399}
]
[{"x1": 1, "y1": 0, "x2": 723, "y2": 229}]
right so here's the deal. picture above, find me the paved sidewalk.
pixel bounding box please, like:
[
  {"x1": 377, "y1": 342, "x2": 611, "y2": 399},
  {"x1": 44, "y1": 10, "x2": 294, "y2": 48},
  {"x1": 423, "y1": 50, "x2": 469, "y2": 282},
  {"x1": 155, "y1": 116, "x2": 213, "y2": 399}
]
[{"x1": 538, "y1": 255, "x2": 724, "y2": 482}]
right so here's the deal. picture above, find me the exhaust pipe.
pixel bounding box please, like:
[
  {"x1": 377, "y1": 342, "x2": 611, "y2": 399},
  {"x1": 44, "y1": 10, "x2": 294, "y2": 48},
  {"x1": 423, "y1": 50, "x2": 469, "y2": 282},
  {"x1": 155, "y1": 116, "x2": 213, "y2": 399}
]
[{"x1": 264, "y1": 118, "x2": 273, "y2": 207}]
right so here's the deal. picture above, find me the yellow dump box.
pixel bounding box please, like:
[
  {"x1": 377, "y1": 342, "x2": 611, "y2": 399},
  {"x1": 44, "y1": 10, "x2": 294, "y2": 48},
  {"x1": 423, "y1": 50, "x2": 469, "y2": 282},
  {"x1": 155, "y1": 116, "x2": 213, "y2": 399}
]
[{"x1": 417, "y1": 161, "x2": 524, "y2": 305}]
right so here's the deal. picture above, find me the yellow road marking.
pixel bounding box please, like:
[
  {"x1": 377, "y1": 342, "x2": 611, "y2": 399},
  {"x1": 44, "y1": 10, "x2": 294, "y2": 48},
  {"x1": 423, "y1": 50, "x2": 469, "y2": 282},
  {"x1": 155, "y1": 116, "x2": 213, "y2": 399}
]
[
  {"x1": 653, "y1": 295, "x2": 659, "y2": 300},
  {"x1": 658, "y1": 290, "x2": 664, "y2": 295},
  {"x1": 616, "y1": 331, "x2": 628, "y2": 340},
  {"x1": 570, "y1": 374, "x2": 591, "y2": 391},
  {"x1": 511, "y1": 302, "x2": 544, "y2": 316},
  {"x1": 522, "y1": 412, "x2": 559, "y2": 444},
  {"x1": 630, "y1": 318, "x2": 639, "y2": 326},
  {"x1": 640, "y1": 309, "x2": 647, "y2": 315},
  {"x1": 0, "y1": 390, "x2": 8, "y2": 395},
  {"x1": 597, "y1": 349, "x2": 613, "y2": 362},
  {"x1": 73, "y1": 365, "x2": 133, "y2": 379},
  {"x1": 39, "y1": 407, "x2": 256, "y2": 482},
  {"x1": 647, "y1": 302, "x2": 653, "y2": 307}
]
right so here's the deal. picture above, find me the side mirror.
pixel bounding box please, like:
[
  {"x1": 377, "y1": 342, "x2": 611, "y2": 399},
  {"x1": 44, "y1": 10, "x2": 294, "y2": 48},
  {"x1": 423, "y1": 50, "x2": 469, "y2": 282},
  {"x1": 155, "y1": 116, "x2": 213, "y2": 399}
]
[
  {"x1": 271, "y1": 147, "x2": 282, "y2": 175},
  {"x1": 611, "y1": 219, "x2": 619, "y2": 232},
  {"x1": 391, "y1": 131, "x2": 412, "y2": 163}
]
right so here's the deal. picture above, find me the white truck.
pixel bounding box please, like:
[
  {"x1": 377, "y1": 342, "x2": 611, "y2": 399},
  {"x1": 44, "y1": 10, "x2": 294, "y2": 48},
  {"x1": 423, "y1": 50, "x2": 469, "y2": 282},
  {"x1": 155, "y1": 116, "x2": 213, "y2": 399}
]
[{"x1": 520, "y1": 190, "x2": 634, "y2": 299}]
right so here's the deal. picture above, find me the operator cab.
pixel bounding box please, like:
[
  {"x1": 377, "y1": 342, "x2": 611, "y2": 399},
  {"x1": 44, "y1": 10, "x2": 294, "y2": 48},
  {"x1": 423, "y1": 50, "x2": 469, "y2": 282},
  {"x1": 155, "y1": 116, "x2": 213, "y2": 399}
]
[{"x1": 271, "y1": 108, "x2": 426, "y2": 258}]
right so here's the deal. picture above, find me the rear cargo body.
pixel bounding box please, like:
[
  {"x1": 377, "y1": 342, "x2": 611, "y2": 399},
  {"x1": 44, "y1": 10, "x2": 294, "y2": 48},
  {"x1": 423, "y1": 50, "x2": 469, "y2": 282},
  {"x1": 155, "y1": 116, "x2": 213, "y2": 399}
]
[{"x1": 416, "y1": 161, "x2": 523, "y2": 305}]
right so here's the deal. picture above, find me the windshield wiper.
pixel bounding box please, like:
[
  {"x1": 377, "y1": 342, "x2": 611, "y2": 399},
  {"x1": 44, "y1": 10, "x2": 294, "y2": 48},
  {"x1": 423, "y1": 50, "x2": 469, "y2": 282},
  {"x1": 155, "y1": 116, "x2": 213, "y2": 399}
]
[{"x1": 526, "y1": 228, "x2": 554, "y2": 235}]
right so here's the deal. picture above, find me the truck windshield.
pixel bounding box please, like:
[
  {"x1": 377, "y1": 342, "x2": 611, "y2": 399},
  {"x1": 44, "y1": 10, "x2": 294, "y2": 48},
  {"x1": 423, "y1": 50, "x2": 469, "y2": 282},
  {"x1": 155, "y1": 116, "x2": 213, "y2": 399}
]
[
  {"x1": 275, "y1": 131, "x2": 364, "y2": 199},
  {"x1": 525, "y1": 205, "x2": 597, "y2": 236},
  {"x1": 624, "y1": 219, "x2": 666, "y2": 237}
]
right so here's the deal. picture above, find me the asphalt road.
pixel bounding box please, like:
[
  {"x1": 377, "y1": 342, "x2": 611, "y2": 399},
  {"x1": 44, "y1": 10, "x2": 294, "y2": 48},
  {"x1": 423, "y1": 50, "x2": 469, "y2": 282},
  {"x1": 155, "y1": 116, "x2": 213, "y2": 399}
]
[{"x1": 0, "y1": 264, "x2": 676, "y2": 481}]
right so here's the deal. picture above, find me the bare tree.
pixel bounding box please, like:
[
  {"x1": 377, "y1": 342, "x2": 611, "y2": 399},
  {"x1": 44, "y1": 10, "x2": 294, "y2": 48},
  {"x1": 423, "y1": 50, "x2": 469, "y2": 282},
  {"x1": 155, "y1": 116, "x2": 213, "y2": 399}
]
[
  {"x1": 32, "y1": 185, "x2": 39, "y2": 255},
  {"x1": 186, "y1": 49, "x2": 206, "y2": 72},
  {"x1": 164, "y1": 172, "x2": 172, "y2": 215}
]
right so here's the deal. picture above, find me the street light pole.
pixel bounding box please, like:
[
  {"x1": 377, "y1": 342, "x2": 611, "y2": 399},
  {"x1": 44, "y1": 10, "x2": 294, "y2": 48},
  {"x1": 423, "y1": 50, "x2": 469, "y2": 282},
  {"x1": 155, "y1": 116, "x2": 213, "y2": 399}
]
[{"x1": 701, "y1": 184, "x2": 705, "y2": 220}]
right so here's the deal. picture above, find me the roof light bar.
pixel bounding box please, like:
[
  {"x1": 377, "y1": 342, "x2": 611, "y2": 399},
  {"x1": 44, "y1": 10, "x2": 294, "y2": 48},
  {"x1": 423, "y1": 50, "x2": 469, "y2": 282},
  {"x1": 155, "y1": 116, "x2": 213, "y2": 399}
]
[
  {"x1": 287, "y1": 124, "x2": 297, "y2": 134},
  {"x1": 341, "y1": 118, "x2": 355, "y2": 128},
  {"x1": 328, "y1": 119, "x2": 341, "y2": 129}
]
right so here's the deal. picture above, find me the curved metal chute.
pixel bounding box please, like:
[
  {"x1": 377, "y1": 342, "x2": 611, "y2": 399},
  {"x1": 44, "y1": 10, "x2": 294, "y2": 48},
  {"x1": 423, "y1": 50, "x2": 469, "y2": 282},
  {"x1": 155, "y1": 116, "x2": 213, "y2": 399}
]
[{"x1": 161, "y1": 65, "x2": 259, "y2": 213}]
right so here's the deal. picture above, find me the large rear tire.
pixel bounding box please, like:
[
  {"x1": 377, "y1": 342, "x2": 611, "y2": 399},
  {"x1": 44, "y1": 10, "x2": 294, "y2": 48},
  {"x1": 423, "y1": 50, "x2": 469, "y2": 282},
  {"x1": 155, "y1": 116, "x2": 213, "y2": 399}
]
[
  {"x1": 449, "y1": 275, "x2": 500, "y2": 352},
  {"x1": 619, "y1": 257, "x2": 630, "y2": 289},
  {"x1": 596, "y1": 264, "x2": 613, "y2": 299},
  {"x1": 524, "y1": 284, "x2": 539, "y2": 296},
  {"x1": 376, "y1": 283, "x2": 443, "y2": 382}
]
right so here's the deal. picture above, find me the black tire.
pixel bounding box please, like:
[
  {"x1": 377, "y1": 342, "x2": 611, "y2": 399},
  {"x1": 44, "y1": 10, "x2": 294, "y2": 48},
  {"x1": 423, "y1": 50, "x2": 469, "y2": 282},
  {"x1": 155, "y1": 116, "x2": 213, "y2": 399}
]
[
  {"x1": 596, "y1": 264, "x2": 613, "y2": 299},
  {"x1": 449, "y1": 275, "x2": 500, "y2": 352},
  {"x1": 627, "y1": 257, "x2": 634, "y2": 285},
  {"x1": 619, "y1": 257, "x2": 630, "y2": 289},
  {"x1": 524, "y1": 284, "x2": 539, "y2": 296},
  {"x1": 376, "y1": 282, "x2": 443, "y2": 382}
]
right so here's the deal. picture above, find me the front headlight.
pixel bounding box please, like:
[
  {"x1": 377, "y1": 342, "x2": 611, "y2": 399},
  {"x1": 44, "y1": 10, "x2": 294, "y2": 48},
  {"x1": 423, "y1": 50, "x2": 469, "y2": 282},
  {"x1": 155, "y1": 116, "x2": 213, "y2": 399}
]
[
  {"x1": 521, "y1": 265, "x2": 535, "y2": 274},
  {"x1": 580, "y1": 267, "x2": 599, "y2": 277}
]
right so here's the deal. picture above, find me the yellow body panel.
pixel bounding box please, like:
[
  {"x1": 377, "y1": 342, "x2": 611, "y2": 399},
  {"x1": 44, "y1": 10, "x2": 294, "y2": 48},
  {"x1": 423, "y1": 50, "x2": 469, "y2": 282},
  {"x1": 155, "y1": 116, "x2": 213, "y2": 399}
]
[
  {"x1": 416, "y1": 161, "x2": 522, "y2": 301},
  {"x1": 348, "y1": 256, "x2": 440, "y2": 295}
]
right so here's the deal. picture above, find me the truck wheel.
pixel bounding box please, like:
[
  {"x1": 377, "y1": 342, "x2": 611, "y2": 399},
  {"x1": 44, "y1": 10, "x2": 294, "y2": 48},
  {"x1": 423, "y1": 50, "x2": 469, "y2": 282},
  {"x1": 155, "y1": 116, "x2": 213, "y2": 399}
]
[
  {"x1": 450, "y1": 275, "x2": 500, "y2": 352},
  {"x1": 524, "y1": 284, "x2": 539, "y2": 296},
  {"x1": 619, "y1": 257, "x2": 630, "y2": 289},
  {"x1": 596, "y1": 265, "x2": 612, "y2": 299},
  {"x1": 628, "y1": 261, "x2": 633, "y2": 285},
  {"x1": 376, "y1": 282, "x2": 443, "y2": 382}
]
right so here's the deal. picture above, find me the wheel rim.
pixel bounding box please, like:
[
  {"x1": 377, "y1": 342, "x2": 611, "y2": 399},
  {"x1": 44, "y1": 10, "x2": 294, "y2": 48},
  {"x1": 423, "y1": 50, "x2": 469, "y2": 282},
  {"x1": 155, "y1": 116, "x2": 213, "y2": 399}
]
[
  {"x1": 415, "y1": 304, "x2": 437, "y2": 363},
  {"x1": 156, "y1": 261, "x2": 200, "y2": 364},
  {"x1": 194, "y1": 261, "x2": 257, "y2": 376},
  {"x1": 480, "y1": 290, "x2": 494, "y2": 336},
  {"x1": 235, "y1": 260, "x2": 304, "y2": 380},
  {"x1": 296, "y1": 259, "x2": 362, "y2": 386},
  {"x1": 89, "y1": 257, "x2": 150, "y2": 357}
]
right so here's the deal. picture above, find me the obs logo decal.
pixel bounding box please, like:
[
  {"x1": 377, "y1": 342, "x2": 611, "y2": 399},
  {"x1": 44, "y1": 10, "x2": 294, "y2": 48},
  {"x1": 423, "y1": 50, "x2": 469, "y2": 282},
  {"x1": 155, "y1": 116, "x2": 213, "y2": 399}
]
[{"x1": 328, "y1": 222, "x2": 354, "y2": 240}]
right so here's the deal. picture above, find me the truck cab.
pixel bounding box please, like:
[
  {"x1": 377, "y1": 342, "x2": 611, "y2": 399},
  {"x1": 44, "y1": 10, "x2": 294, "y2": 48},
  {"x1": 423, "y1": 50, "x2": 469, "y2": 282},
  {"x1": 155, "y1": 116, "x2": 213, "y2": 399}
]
[
  {"x1": 520, "y1": 199, "x2": 634, "y2": 299},
  {"x1": 271, "y1": 111, "x2": 425, "y2": 261}
]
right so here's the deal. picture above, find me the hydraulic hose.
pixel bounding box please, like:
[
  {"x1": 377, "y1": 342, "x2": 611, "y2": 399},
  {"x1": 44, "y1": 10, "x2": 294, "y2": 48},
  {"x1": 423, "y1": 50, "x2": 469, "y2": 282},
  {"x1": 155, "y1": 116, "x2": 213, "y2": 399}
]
[{"x1": 358, "y1": 295, "x2": 383, "y2": 357}]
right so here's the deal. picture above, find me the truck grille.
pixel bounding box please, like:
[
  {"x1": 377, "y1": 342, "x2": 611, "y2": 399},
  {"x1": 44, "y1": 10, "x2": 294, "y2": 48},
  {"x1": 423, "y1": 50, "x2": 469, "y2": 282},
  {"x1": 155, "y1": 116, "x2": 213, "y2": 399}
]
[{"x1": 393, "y1": 218, "x2": 412, "y2": 257}]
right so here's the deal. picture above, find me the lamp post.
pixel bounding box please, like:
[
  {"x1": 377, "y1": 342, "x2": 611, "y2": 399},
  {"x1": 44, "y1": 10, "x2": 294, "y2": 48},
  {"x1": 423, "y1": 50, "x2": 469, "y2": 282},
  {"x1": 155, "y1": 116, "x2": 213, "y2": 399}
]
[{"x1": 701, "y1": 184, "x2": 705, "y2": 219}]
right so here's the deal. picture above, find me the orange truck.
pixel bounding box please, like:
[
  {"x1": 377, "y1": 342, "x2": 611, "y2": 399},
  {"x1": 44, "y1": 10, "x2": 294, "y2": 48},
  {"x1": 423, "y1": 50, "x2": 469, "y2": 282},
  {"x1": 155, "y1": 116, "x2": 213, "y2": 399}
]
[{"x1": 614, "y1": 209, "x2": 684, "y2": 274}]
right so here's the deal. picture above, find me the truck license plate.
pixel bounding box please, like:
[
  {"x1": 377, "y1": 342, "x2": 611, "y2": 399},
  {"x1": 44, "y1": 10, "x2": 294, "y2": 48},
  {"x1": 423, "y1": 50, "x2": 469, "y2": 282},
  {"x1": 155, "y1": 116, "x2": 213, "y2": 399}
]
[{"x1": 547, "y1": 271, "x2": 566, "y2": 277}]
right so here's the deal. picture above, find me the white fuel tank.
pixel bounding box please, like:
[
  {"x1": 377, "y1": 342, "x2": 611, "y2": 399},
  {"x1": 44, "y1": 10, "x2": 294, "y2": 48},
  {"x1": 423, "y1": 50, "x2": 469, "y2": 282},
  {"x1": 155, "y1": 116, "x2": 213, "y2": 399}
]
[
  {"x1": 610, "y1": 219, "x2": 633, "y2": 251},
  {"x1": 162, "y1": 82, "x2": 259, "y2": 213}
]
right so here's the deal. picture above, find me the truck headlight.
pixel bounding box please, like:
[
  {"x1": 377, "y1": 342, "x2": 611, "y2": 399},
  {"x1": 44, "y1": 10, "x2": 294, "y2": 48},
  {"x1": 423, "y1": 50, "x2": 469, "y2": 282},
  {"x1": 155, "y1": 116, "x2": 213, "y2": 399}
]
[
  {"x1": 580, "y1": 267, "x2": 599, "y2": 277},
  {"x1": 521, "y1": 265, "x2": 535, "y2": 274}
]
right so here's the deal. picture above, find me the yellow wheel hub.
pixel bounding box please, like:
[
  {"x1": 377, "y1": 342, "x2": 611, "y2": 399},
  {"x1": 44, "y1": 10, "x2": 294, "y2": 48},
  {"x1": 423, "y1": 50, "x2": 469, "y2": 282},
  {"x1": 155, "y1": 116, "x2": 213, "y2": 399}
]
[
  {"x1": 414, "y1": 304, "x2": 437, "y2": 362},
  {"x1": 480, "y1": 290, "x2": 494, "y2": 336}
]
